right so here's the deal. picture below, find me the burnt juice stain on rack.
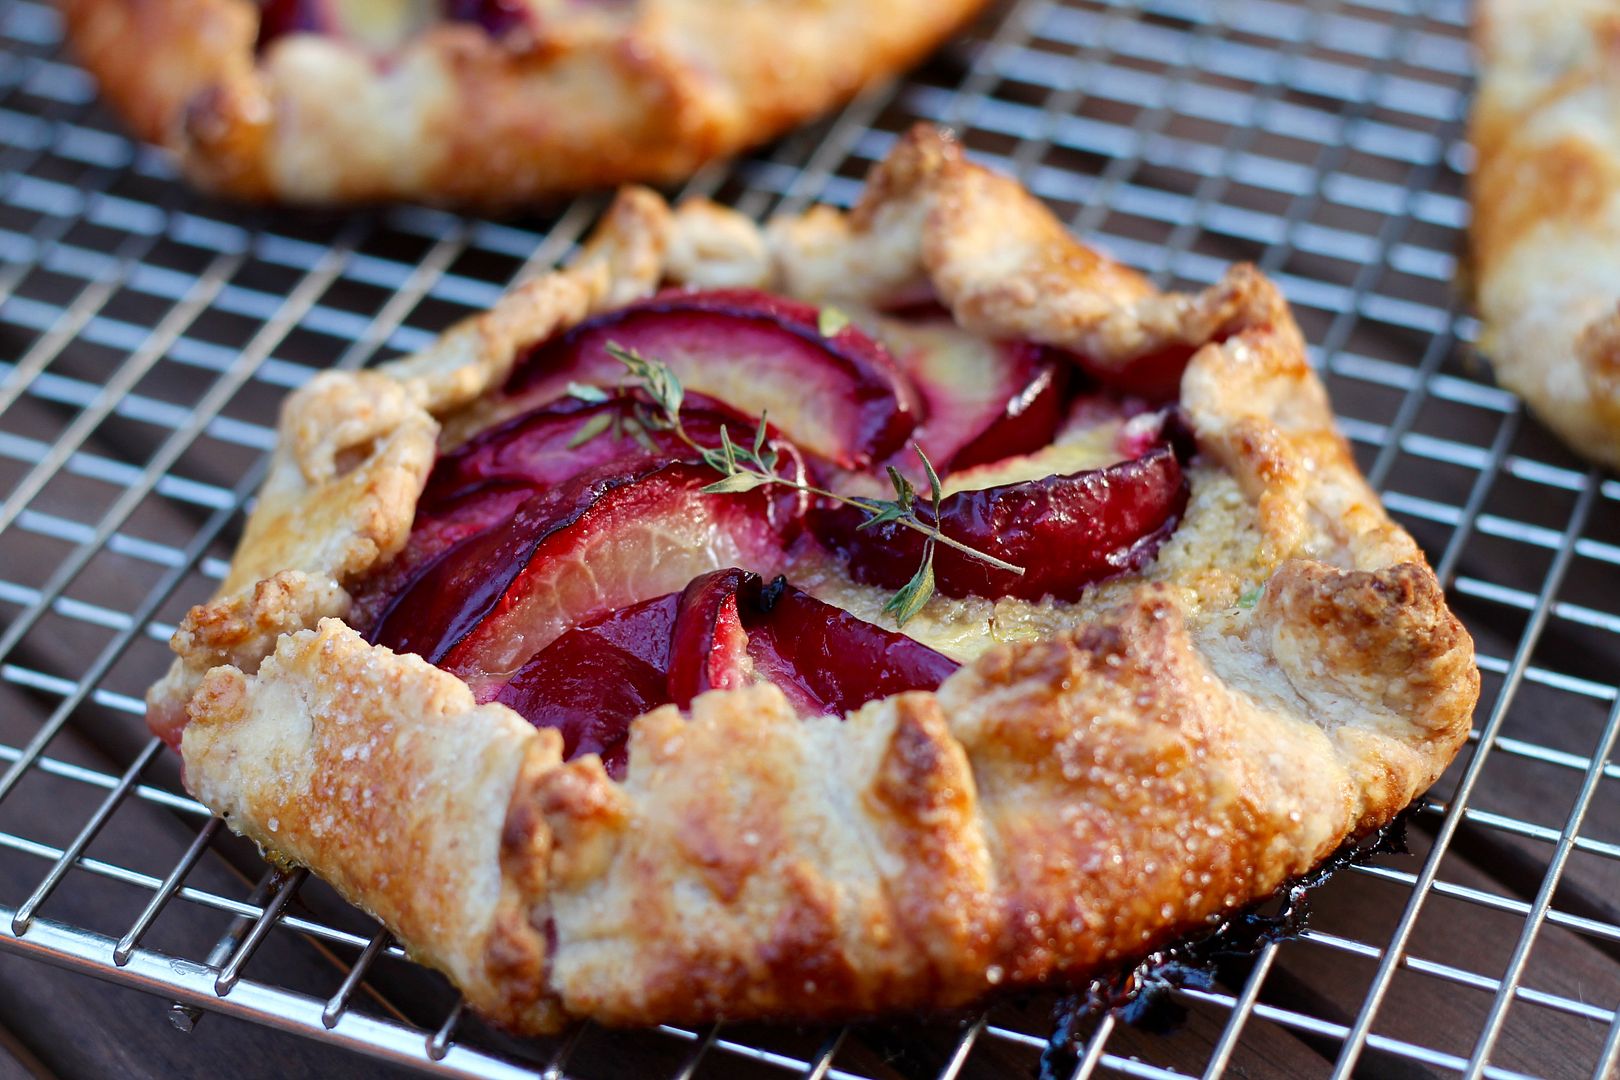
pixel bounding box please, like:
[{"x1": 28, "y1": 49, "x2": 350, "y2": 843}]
[{"x1": 1038, "y1": 814, "x2": 1412, "y2": 1079}]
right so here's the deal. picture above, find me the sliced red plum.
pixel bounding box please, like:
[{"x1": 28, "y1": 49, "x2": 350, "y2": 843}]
[
  {"x1": 257, "y1": 0, "x2": 430, "y2": 51},
  {"x1": 877, "y1": 288, "x2": 1193, "y2": 411},
  {"x1": 666, "y1": 569, "x2": 754, "y2": 708},
  {"x1": 1058, "y1": 341, "x2": 1199, "y2": 402},
  {"x1": 812, "y1": 440, "x2": 1188, "y2": 603},
  {"x1": 493, "y1": 593, "x2": 679, "y2": 780},
  {"x1": 441, "y1": 0, "x2": 532, "y2": 37},
  {"x1": 423, "y1": 397, "x2": 670, "y2": 510},
  {"x1": 503, "y1": 288, "x2": 917, "y2": 468},
  {"x1": 421, "y1": 391, "x2": 811, "y2": 525},
  {"x1": 368, "y1": 461, "x2": 794, "y2": 685},
  {"x1": 668, "y1": 568, "x2": 960, "y2": 716},
  {"x1": 946, "y1": 360, "x2": 1067, "y2": 471},
  {"x1": 877, "y1": 316, "x2": 1066, "y2": 471},
  {"x1": 493, "y1": 569, "x2": 957, "y2": 778},
  {"x1": 350, "y1": 481, "x2": 535, "y2": 633}
]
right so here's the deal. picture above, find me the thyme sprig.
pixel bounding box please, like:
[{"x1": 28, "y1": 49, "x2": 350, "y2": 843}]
[{"x1": 586, "y1": 343, "x2": 1025, "y2": 624}]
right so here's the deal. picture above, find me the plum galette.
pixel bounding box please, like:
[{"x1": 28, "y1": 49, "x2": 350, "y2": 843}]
[
  {"x1": 1470, "y1": 0, "x2": 1620, "y2": 469},
  {"x1": 59, "y1": 0, "x2": 988, "y2": 205},
  {"x1": 148, "y1": 127, "x2": 1479, "y2": 1032}
]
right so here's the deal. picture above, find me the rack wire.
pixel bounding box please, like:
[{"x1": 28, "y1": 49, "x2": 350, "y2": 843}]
[{"x1": 0, "y1": 0, "x2": 1616, "y2": 1076}]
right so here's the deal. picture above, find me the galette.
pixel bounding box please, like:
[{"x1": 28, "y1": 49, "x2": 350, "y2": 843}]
[
  {"x1": 59, "y1": 0, "x2": 989, "y2": 205},
  {"x1": 1470, "y1": 0, "x2": 1620, "y2": 468},
  {"x1": 147, "y1": 126, "x2": 1479, "y2": 1032}
]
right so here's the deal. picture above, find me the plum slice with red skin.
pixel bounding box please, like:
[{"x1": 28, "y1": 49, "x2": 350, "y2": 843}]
[
  {"x1": 668, "y1": 569, "x2": 960, "y2": 715},
  {"x1": 882, "y1": 287, "x2": 1201, "y2": 404},
  {"x1": 363, "y1": 395, "x2": 811, "y2": 653},
  {"x1": 256, "y1": 0, "x2": 432, "y2": 51},
  {"x1": 879, "y1": 315, "x2": 1067, "y2": 472},
  {"x1": 351, "y1": 481, "x2": 534, "y2": 633},
  {"x1": 946, "y1": 360, "x2": 1068, "y2": 471},
  {"x1": 744, "y1": 576, "x2": 961, "y2": 714},
  {"x1": 493, "y1": 570, "x2": 957, "y2": 779},
  {"x1": 441, "y1": 0, "x2": 531, "y2": 37},
  {"x1": 503, "y1": 288, "x2": 917, "y2": 468},
  {"x1": 812, "y1": 441, "x2": 1188, "y2": 602},
  {"x1": 368, "y1": 461, "x2": 794, "y2": 688},
  {"x1": 421, "y1": 391, "x2": 810, "y2": 523},
  {"x1": 493, "y1": 593, "x2": 678, "y2": 779},
  {"x1": 1056, "y1": 341, "x2": 1208, "y2": 402},
  {"x1": 666, "y1": 570, "x2": 754, "y2": 708},
  {"x1": 424, "y1": 396, "x2": 683, "y2": 510}
]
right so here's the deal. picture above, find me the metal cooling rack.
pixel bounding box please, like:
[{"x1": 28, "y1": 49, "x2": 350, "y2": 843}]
[{"x1": 0, "y1": 0, "x2": 1616, "y2": 1076}]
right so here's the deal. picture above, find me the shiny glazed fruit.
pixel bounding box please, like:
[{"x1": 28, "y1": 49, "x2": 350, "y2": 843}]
[
  {"x1": 420, "y1": 392, "x2": 809, "y2": 521},
  {"x1": 947, "y1": 360, "x2": 1067, "y2": 471},
  {"x1": 368, "y1": 461, "x2": 794, "y2": 686},
  {"x1": 350, "y1": 481, "x2": 535, "y2": 634},
  {"x1": 667, "y1": 568, "x2": 960, "y2": 716},
  {"x1": 494, "y1": 593, "x2": 679, "y2": 779},
  {"x1": 1062, "y1": 341, "x2": 1200, "y2": 402},
  {"x1": 879, "y1": 317, "x2": 1067, "y2": 471},
  {"x1": 813, "y1": 444, "x2": 1188, "y2": 602},
  {"x1": 493, "y1": 570, "x2": 957, "y2": 778},
  {"x1": 503, "y1": 288, "x2": 917, "y2": 468}
]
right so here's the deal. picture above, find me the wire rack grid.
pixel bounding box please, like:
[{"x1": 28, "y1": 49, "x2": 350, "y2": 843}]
[{"x1": 0, "y1": 0, "x2": 1617, "y2": 1076}]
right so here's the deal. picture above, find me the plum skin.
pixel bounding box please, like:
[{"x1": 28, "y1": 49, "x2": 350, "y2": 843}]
[
  {"x1": 491, "y1": 569, "x2": 959, "y2": 779},
  {"x1": 352, "y1": 280, "x2": 1206, "y2": 776},
  {"x1": 419, "y1": 390, "x2": 811, "y2": 526},
  {"x1": 503, "y1": 288, "x2": 918, "y2": 468},
  {"x1": 366, "y1": 460, "x2": 793, "y2": 675},
  {"x1": 668, "y1": 568, "x2": 960, "y2": 715},
  {"x1": 493, "y1": 593, "x2": 679, "y2": 779},
  {"x1": 813, "y1": 445, "x2": 1189, "y2": 602}
]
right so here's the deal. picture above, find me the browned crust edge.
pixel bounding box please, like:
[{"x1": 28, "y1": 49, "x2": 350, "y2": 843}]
[
  {"x1": 57, "y1": 0, "x2": 989, "y2": 205},
  {"x1": 161, "y1": 126, "x2": 1479, "y2": 1032}
]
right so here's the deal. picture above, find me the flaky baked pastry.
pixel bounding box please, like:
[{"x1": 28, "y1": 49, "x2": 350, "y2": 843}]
[
  {"x1": 148, "y1": 126, "x2": 1478, "y2": 1032},
  {"x1": 1471, "y1": 0, "x2": 1620, "y2": 468},
  {"x1": 58, "y1": 0, "x2": 989, "y2": 206}
]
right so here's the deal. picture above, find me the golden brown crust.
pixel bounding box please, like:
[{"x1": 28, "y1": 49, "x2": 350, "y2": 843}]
[
  {"x1": 145, "y1": 370, "x2": 437, "y2": 744},
  {"x1": 158, "y1": 126, "x2": 1478, "y2": 1032},
  {"x1": 766, "y1": 130, "x2": 1281, "y2": 370},
  {"x1": 540, "y1": 563, "x2": 1472, "y2": 1025},
  {"x1": 58, "y1": 0, "x2": 990, "y2": 206},
  {"x1": 183, "y1": 620, "x2": 567, "y2": 1030},
  {"x1": 1469, "y1": 0, "x2": 1620, "y2": 467}
]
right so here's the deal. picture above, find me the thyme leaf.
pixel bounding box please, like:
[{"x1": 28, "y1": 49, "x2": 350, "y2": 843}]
[
  {"x1": 566, "y1": 381, "x2": 610, "y2": 404},
  {"x1": 882, "y1": 542, "x2": 937, "y2": 625},
  {"x1": 920, "y1": 449, "x2": 942, "y2": 511},
  {"x1": 752, "y1": 413, "x2": 769, "y2": 459},
  {"x1": 700, "y1": 473, "x2": 770, "y2": 494},
  {"x1": 566, "y1": 412, "x2": 614, "y2": 449},
  {"x1": 818, "y1": 306, "x2": 851, "y2": 337},
  {"x1": 854, "y1": 500, "x2": 908, "y2": 530}
]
